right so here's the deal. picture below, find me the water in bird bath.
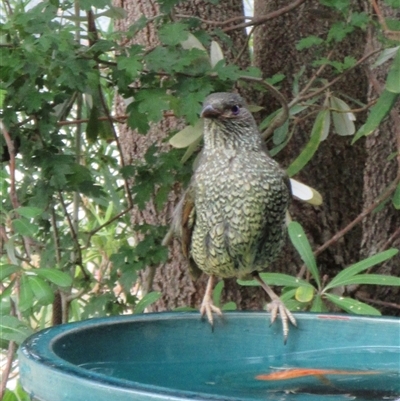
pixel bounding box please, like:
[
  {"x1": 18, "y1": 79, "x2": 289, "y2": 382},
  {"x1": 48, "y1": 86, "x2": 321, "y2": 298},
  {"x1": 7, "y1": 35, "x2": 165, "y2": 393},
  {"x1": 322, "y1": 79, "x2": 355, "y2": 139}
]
[{"x1": 79, "y1": 346, "x2": 400, "y2": 401}]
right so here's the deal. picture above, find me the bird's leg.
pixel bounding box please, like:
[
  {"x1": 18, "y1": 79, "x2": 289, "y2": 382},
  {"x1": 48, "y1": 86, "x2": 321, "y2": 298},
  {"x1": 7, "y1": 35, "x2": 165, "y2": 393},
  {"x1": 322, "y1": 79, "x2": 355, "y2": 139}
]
[
  {"x1": 200, "y1": 275, "x2": 223, "y2": 326},
  {"x1": 252, "y1": 272, "x2": 297, "y2": 343}
]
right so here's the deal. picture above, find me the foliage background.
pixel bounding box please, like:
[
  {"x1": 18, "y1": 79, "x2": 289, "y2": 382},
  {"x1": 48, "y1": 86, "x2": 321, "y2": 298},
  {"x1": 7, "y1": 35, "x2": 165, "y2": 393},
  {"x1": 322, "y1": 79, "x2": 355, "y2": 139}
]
[{"x1": 1, "y1": 0, "x2": 399, "y2": 398}]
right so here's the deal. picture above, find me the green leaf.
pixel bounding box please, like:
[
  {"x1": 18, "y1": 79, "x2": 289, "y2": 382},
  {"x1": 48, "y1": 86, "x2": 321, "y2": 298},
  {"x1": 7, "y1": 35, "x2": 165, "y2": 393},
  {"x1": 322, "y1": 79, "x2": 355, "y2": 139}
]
[
  {"x1": 181, "y1": 33, "x2": 207, "y2": 51},
  {"x1": 288, "y1": 221, "x2": 321, "y2": 289},
  {"x1": 310, "y1": 295, "x2": 328, "y2": 312},
  {"x1": 28, "y1": 275, "x2": 54, "y2": 305},
  {"x1": 19, "y1": 275, "x2": 34, "y2": 312},
  {"x1": 221, "y1": 301, "x2": 237, "y2": 311},
  {"x1": 393, "y1": 183, "x2": 400, "y2": 209},
  {"x1": 329, "y1": 96, "x2": 355, "y2": 136},
  {"x1": 16, "y1": 206, "x2": 43, "y2": 219},
  {"x1": 127, "y1": 102, "x2": 150, "y2": 134},
  {"x1": 35, "y1": 268, "x2": 73, "y2": 287},
  {"x1": 386, "y1": 48, "x2": 400, "y2": 93},
  {"x1": 372, "y1": 46, "x2": 400, "y2": 68},
  {"x1": 324, "y1": 293, "x2": 381, "y2": 315},
  {"x1": 0, "y1": 264, "x2": 20, "y2": 281},
  {"x1": 159, "y1": 23, "x2": 189, "y2": 46},
  {"x1": 0, "y1": 89, "x2": 6, "y2": 109},
  {"x1": 295, "y1": 285, "x2": 314, "y2": 303},
  {"x1": 86, "y1": 105, "x2": 101, "y2": 143},
  {"x1": 169, "y1": 120, "x2": 203, "y2": 148},
  {"x1": 117, "y1": 49, "x2": 143, "y2": 80},
  {"x1": 352, "y1": 90, "x2": 399, "y2": 143},
  {"x1": 12, "y1": 218, "x2": 39, "y2": 237},
  {"x1": 282, "y1": 299, "x2": 305, "y2": 311},
  {"x1": 136, "y1": 90, "x2": 171, "y2": 123},
  {"x1": 0, "y1": 315, "x2": 34, "y2": 344},
  {"x1": 296, "y1": 36, "x2": 324, "y2": 50},
  {"x1": 212, "y1": 280, "x2": 224, "y2": 306},
  {"x1": 210, "y1": 40, "x2": 224, "y2": 67},
  {"x1": 134, "y1": 291, "x2": 161, "y2": 314},
  {"x1": 2, "y1": 389, "x2": 18, "y2": 401},
  {"x1": 238, "y1": 272, "x2": 314, "y2": 289},
  {"x1": 286, "y1": 110, "x2": 329, "y2": 176},
  {"x1": 324, "y1": 248, "x2": 399, "y2": 290},
  {"x1": 384, "y1": 0, "x2": 400, "y2": 7},
  {"x1": 333, "y1": 274, "x2": 400, "y2": 286},
  {"x1": 280, "y1": 288, "x2": 297, "y2": 302}
]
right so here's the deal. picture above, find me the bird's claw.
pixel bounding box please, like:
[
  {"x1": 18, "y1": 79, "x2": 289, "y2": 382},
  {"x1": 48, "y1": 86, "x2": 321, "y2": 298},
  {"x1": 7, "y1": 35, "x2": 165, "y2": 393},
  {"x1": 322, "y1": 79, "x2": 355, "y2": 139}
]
[
  {"x1": 267, "y1": 299, "x2": 297, "y2": 343},
  {"x1": 200, "y1": 299, "x2": 222, "y2": 327}
]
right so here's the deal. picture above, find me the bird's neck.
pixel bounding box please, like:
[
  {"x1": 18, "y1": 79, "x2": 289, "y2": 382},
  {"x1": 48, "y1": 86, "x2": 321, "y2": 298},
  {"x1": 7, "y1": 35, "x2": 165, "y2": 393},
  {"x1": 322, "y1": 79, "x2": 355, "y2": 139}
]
[{"x1": 203, "y1": 120, "x2": 263, "y2": 152}]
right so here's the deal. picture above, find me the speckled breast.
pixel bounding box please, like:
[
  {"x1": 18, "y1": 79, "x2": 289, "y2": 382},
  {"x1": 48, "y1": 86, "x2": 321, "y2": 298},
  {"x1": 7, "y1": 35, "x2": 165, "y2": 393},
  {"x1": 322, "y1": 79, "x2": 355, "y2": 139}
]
[{"x1": 190, "y1": 149, "x2": 289, "y2": 279}]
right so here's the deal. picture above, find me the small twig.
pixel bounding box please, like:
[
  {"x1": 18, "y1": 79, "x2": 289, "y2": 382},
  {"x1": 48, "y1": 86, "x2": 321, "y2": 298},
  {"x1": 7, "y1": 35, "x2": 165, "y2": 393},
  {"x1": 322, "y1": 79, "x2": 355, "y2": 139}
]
[
  {"x1": 0, "y1": 120, "x2": 19, "y2": 210},
  {"x1": 356, "y1": 293, "x2": 400, "y2": 311},
  {"x1": 297, "y1": 49, "x2": 382, "y2": 104},
  {"x1": 233, "y1": 24, "x2": 255, "y2": 65},
  {"x1": 381, "y1": 226, "x2": 400, "y2": 251},
  {"x1": 290, "y1": 50, "x2": 334, "y2": 107},
  {"x1": 177, "y1": 0, "x2": 308, "y2": 32},
  {"x1": 0, "y1": 298, "x2": 17, "y2": 399},
  {"x1": 50, "y1": 207, "x2": 62, "y2": 265},
  {"x1": 58, "y1": 115, "x2": 128, "y2": 126},
  {"x1": 0, "y1": 120, "x2": 32, "y2": 257},
  {"x1": 58, "y1": 191, "x2": 89, "y2": 280},
  {"x1": 175, "y1": 13, "x2": 253, "y2": 27},
  {"x1": 224, "y1": 0, "x2": 308, "y2": 32},
  {"x1": 297, "y1": 175, "x2": 400, "y2": 278},
  {"x1": 315, "y1": 175, "x2": 400, "y2": 257},
  {"x1": 237, "y1": 75, "x2": 289, "y2": 137},
  {"x1": 0, "y1": 340, "x2": 15, "y2": 399},
  {"x1": 85, "y1": 206, "x2": 134, "y2": 247}
]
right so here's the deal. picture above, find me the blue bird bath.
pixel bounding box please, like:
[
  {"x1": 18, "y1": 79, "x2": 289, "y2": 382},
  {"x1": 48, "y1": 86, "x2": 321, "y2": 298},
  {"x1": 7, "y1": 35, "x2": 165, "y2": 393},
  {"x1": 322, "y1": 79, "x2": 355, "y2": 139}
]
[{"x1": 19, "y1": 312, "x2": 400, "y2": 401}]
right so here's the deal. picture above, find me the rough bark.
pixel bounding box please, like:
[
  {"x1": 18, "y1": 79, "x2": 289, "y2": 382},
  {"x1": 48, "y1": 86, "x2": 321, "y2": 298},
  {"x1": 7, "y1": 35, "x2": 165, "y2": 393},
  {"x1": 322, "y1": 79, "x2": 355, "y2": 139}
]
[
  {"x1": 113, "y1": 0, "x2": 399, "y2": 316},
  {"x1": 357, "y1": 4, "x2": 400, "y2": 315},
  {"x1": 113, "y1": 0, "x2": 266, "y2": 311},
  {"x1": 253, "y1": 0, "x2": 367, "y2": 280}
]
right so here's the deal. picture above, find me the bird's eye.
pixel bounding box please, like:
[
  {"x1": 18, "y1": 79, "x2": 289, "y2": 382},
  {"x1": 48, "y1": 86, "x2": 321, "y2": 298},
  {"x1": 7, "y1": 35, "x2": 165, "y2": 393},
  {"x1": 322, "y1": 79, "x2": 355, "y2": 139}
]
[{"x1": 231, "y1": 105, "x2": 240, "y2": 115}]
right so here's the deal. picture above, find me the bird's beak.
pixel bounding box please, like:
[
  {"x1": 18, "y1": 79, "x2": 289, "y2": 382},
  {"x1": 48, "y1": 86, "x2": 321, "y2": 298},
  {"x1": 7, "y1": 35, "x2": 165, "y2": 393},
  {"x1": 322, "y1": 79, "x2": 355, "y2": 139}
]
[{"x1": 201, "y1": 104, "x2": 221, "y2": 118}]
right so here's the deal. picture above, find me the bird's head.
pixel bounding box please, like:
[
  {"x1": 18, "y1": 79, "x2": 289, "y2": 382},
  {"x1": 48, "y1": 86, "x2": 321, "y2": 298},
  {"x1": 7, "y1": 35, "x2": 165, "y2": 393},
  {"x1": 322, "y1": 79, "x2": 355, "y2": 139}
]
[{"x1": 200, "y1": 92, "x2": 261, "y2": 151}]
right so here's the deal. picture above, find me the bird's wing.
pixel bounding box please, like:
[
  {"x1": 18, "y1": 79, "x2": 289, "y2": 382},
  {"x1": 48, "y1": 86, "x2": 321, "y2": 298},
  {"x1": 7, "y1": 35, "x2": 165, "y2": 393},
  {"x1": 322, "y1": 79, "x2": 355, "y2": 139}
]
[{"x1": 162, "y1": 185, "x2": 202, "y2": 279}]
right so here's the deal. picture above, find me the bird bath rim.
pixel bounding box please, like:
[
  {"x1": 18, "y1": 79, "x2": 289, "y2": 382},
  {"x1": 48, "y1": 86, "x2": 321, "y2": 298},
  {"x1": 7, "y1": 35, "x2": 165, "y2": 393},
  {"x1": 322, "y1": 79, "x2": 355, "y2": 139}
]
[{"x1": 19, "y1": 312, "x2": 400, "y2": 401}]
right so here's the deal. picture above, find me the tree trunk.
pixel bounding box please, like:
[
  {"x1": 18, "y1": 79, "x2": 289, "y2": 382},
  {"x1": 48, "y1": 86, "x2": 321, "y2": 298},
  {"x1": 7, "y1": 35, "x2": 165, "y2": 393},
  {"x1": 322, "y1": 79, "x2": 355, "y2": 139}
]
[
  {"x1": 357, "y1": 4, "x2": 400, "y2": 315},
  {"x1": 253, "y1": 0, "x2": 367, "y2": 278},
  {"x1": 113, "y1": 0, "x2": 266, "y2": 311},
  {"x1": 113, "y1": 0, "x2": 400, "y2": 316}
]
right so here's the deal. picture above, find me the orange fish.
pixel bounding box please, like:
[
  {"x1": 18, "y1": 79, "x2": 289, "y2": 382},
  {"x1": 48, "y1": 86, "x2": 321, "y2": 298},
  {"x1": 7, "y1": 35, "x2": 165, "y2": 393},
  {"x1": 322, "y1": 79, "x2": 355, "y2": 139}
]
[{"x1": 256, "y1": 368, "x2": 380, "y2": 381}]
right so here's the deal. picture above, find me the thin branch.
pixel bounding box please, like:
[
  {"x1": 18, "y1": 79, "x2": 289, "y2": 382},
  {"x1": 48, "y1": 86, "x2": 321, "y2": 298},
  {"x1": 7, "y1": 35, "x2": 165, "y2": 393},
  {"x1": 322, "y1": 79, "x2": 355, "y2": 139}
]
[
  {"x1": 237, "y1": 75, "x2": 289, "y2": 137},
  {"x1": 296, "y1": 49, "x2": 382, "y2": 103},
  {"x1": 297, "y1": 175, "x2": 400, "y2": 278},
  {"x1": 224, "y1": 0, "x2": 308, "y2": 32},
  {"x1": 175, "y1": 0, "x2": 308, "y2": 33},
  {"x1": 290, "y1": 50, "x2": 334, "y2": 107},
  {"x1": 0, "y1": 340, "x2": 15, "y2": 399},
  {"x1": 85, "y1": 206, "x2": 134, "y2": 247},
  {"x1": 356, "y1": 293, "x2": 400, "y2": 311},
  {"x1": 0, "y1": 120, "x2": 32, "y2": 258},
  {"x1": 381, "y1": 226, "x2": 400, "y2": 251},
  {"x1": 58, "y1": 191, "x2": 89, "y2": 280},
  {"x1": 0, "y1": 120, "x2": 19, "y2": 210},
  {"x1": 315, "y1": 175, "x2": 400, "y2": 257},
  {"x1": 50, "y1": 207, "x2": 62, "y2": 265},
  {"x1": 175, "y1": 13, "x2": 254, "y2": 27},
  {"x1": 233, "y1": 24, "x2": 255, "y2": 65},
  {"x1": 0, "y1": 297, "x2": 17, "y2": 399}
]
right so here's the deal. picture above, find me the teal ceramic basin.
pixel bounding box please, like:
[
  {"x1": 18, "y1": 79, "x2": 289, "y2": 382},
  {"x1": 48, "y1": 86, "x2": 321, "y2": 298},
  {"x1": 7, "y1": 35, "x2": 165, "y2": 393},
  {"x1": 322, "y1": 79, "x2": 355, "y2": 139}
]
[{"x1": 19, "y1": 312, "x2": 400, "y2": 401}]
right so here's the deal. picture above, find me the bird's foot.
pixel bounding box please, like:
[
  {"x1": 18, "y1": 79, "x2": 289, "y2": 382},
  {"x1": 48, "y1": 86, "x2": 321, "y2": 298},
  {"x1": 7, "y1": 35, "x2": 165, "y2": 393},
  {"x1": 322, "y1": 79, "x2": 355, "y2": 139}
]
[
  {"x1": 267, "y1": 298, "x2": 297, "y2": 343},
  {"x1": 200, "y1": 297, "x2": 223, "y2": 327}
]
